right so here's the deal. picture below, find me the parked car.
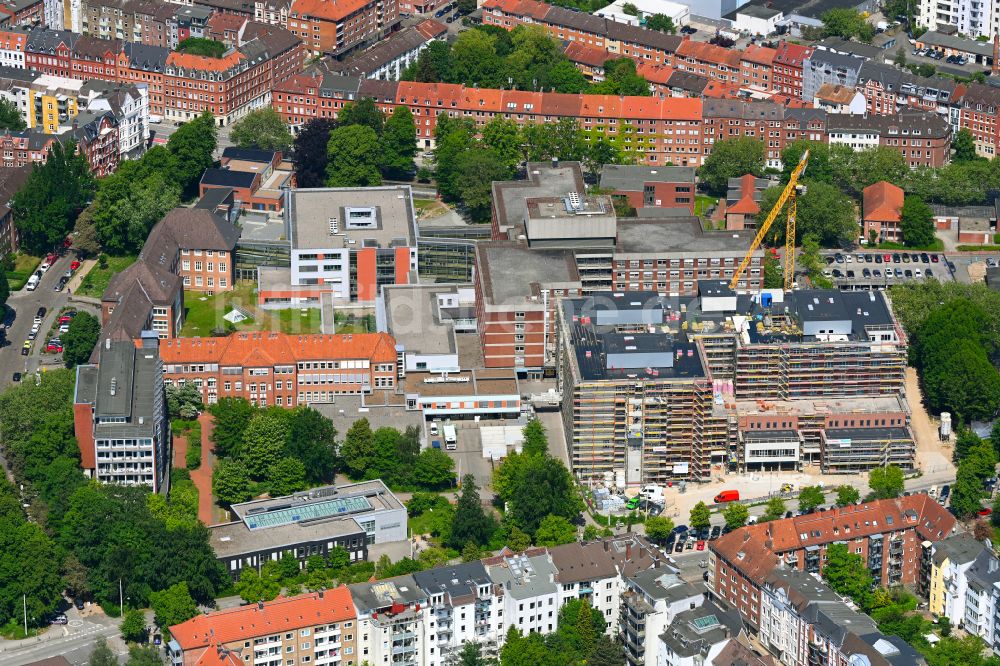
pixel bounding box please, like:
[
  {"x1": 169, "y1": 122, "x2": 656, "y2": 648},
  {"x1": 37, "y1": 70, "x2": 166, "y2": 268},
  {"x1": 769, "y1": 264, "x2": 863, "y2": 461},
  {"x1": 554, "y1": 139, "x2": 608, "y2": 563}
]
[
  {"x1": 12, "y1": 372, "x2": 21, "y2": 382},
  {"x1": 69, "y1": 260, "x2": 80, "y2": 271},
  {"x1": 21, "y1": 340, "x2": 30, "y2": 355},
  {"x1": 714, "y1": 490, "x2": 740, "y2": 503},
  {"x1": 36, "y1": 306, "x2": 46, "y2": 319},
  {"x1": 931, "y1": 254, "x2": 939, "y2": 263},
  {"x1": 74, "y1": 598, "x2": 85, "y2": 611},
  {"x1": 50, "y1": 614, "x2": 68, "y2": 625},
  {"x1": 696, "y1": 540, "x2": 706, "y2": 551},
  {"x1": 46, "y1": 341, "x2": 63, "y2": 353},
  {"x1": 710, "y1": 525, "x2": 721, "y2": 539}
]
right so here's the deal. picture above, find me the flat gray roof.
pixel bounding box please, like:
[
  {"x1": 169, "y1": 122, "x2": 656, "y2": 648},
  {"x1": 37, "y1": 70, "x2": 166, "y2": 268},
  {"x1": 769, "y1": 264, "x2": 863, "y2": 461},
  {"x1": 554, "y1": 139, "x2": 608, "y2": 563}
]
[
  {"x1": 486, "y1": 552, "x2": 559, "y2": 600},
  {"x1": 311, "y1": 393, "x2": 423, "y2": 435},
  {"x1": 381, "y1": 284, "x2": 460, "y2": 356},
  {"x1": 615, "y1": 219, "x2": 758, "y2": 257},
  {"x1": 231, "y1": 479, "x2": 404, "y2": 526},
  {"x1": 492, "y1": 162, "x2": 586, "y2": 233},
  {"x1": 209, "y1": 515, "x2": 364, "y2": 559},
  {"x1": 289, "y1": 186, "x2": 417, "y2": 250},
  {"x1": 599, "y1": 164, "x2": 696, "y2": 192},
  {"x1": 476, "y1": 243, "x2": 580, "y2": 306},
  {"x1": 91, "y1": 340, "x2": 160, "y2": 439}
]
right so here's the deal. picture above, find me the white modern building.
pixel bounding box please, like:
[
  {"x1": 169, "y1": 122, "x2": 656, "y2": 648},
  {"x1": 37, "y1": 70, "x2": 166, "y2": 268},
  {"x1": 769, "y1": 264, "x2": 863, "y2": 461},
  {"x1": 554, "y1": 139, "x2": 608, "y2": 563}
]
[
  {"x1": 83, "y1": 81, "x2": 149, "y2": 159},
  {"x1": 595, "y1": 0, "x2": 690, "y2": 28},
  {"x1": 916, "y1": 0, "x2": 999, "y2": 39},
  {"x1": 377, "y1": 283, "x2": 476, "y2": 374},
  {"x1": 485, "y1": 551, "x2": 561, "y2": 636},
  {"x1": 413, "y1": 562, "x2": 503, "y2": 666},
  {"x1": 350, "y1": 575, "x2": 429, "y2": 666},
  {"x1": 620, "y1": 569, "x2": 704, "y2": 666},
  {"x1": 734, "y1": 4, "x2": 783, "y2": 35}
]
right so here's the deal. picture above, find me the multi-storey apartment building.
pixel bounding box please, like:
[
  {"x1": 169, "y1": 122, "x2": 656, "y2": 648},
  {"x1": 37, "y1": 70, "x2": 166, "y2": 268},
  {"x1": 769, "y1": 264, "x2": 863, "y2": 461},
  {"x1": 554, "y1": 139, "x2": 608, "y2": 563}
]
[
  {"x1": 826, "y1": 109, "x2": 952, "y2": 167},
  {"x1": 328, "y1": 19, "x2": 446, "y2": 81},
  {"x1": 82, "y1": 79, "x2": 148, "y2": 157},
  {"x1": 701, "y1": 99, "x2": 827, "y2": 169},
  {"x1": 350, "y1": 575, "x2": 428, "y2": 666},
  {"x1": 286, "y1": 0, "x2": 399, "y2": 58},
  {"x1": 709, "y1": 494, "x2": 957, "y2": 631},
  {"x1": 483, "y1": 550, "x2": 561, "y2": 635},
  {"x1": 960, "y1": 82, "x2": 1000, "y2": 158},
  {"x1": 620, "y1": 568, "x2": 704, "y2": 666},
  {"x1": 158, "y1": 331, "x2": 398, "y2": 406},
  {"x1": 802, "y1": 49, "x2": 864, "y2": 102},
  {"x1": 168, "y1": 588, "x2": 359, "y2": 666},
  {"x1": 413, "y1": 562, "x2": 502, "y2": 665},
  {"x1": 772, "y1": 41, "x2": 812, "y2": 98},
  {"x1": 0, "y1": 25, "x2": 29, "y2": 68},
  {"x1": 928, "y1": 533, "x2": 983, "y2": 617},
  {"x1": 856, "y1": 61, "x2": 964, "y2": 119},
  {"x1": 73, "y1": 335, "x2": 168, "y2": 492},
  {"x1": 916, "y1": 0, "x2": 999, "y2": 39}
]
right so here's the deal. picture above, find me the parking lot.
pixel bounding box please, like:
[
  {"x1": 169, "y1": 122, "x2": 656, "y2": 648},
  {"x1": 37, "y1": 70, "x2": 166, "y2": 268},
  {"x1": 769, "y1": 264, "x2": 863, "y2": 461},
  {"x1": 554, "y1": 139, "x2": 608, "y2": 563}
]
[{"x1": 821, "y1": 249, "x2": 953, "y2": 289}]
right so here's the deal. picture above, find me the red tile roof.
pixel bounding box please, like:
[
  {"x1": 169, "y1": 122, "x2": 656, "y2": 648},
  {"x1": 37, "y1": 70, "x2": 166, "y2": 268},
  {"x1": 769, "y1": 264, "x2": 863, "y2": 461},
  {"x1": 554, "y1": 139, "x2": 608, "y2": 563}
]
[
  {"x1": 863, "y1": 180, "x2": 904, "y2": 222},
  {"x1": 167, "y1": 49, "x2": 244, "y2": 72},
  {"x1": 741, "y1": 44, "x2": 776, "y2": 66},
  {"x1": 157, "y1": 331, "x2": 398, "y2": 366},
  {"x1": 289, "y1": 0, "x2": 376, "y2": 22},
  {"x1": 727, "y1": 173, "x2": 763, "y2": 215},
  {"x1": 635, "y1": 62, "x2": 674, "y2": 85},
  {"x1": 563, "y1": 41, "x2": 612, "y2": 68},
  {"x1": 676, "y1": 38, "x2": 741, "y2": 68},
  {"x1": 414, "y1": 18, "x2": 447, "y2": 39},
  {"x1": 773, "y1": 40, "x2": 813, "y2": 67},
  {"x1": 713, "y1": 494, "x2": 956, "y2": 580},
  {"x1": 171, "y1": 588, "x2": 356, "y2": 651}
]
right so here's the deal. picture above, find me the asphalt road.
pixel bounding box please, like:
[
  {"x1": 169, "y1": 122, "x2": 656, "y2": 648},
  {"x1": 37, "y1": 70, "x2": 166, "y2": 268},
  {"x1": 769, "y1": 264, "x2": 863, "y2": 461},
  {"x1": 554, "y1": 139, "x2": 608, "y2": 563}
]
[
  {"x1": 0, "y1": 603, "x2": 126, "y2": 666},
  {"x1": 0, "y1": 253, "x2": 99, "y2": 390}
]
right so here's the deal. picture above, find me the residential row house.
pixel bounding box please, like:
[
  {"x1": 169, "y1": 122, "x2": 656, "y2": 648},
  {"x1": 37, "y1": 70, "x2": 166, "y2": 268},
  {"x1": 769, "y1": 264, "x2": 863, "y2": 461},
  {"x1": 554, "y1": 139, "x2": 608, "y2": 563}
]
[
  {"x1": 6, "y1": 25, "x2": 302, "y2": 124},
  {"x1": 169, "y1": 535, "x2": 682, "y2": 666},
  {"x1": 285, "y1": 0, "x2": 400, "y2": 58},
  {"x1": 0, "y1": 109, "x2": 119, "y2": 173},
  {"x1": 926, "y1": 533, "x2": 1000, "y2": 653}
]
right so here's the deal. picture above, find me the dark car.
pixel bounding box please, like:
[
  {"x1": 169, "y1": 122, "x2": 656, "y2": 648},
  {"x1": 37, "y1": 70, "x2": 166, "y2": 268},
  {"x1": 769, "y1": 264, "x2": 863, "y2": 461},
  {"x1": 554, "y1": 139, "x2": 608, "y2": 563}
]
[
  {"x1": 920, "y1": 253, "x2": 930, "y2": 263},
  {"x1": 11, "y1": 372, "x2": 20, "y2": 382},
  {"x1": 910, "y1": 253, "x2": 920, "y2": 262},
  {"x1": 825, "y1": 256, "x2": 835, "y2": 264},
  {"x1": 862, "y1": 268, "x2": 871, "y2": 278},
  {"x1": 901, "y1": 254, "x2": 910, "y2": 263},
  {"x1": 941, "y1": 484, "x2": 951, "y2": 497},
  {"x1": 892, "y1": 254, "x2": 901, "y2": 263},
  {"x1": 710, "y1": 525, "x2": 721, "y2": 539},
  {"x1": 672, "y1": 524, "x2": 689, "y2": 535},
  {"x1": 74, "y1": 598, "x2": 85, "y2": 610},
  {"x1": 674, "y1": 541, "x2": 684, "y2": 553},
  {"x1": 904, "y1": 269, "x2": 913, "y2": 278},
  {"x1": 874, "y1": 254, "x2": 882, "y2": 263},
  {"x1": 846, "y1": 270, "x2": 855, "y2": 278},
  {"x1": 834, "y1": 253, "x2": 844, "y2": 263},
  {"x1": 926, "y1": 268, "x2": 933, "y2": 278},
  {"x1": 864, "y1": 254, "x2": 873, "y2": 263},
  {"x1": 874, "y1": 269, "x2": 882, "y2": 277},
  {"x1": 832, "y1": 269, "x2": 842, "y2": 278},
  {"x1": 36, "y1": 306, "x2": 46, "y2": 318}
]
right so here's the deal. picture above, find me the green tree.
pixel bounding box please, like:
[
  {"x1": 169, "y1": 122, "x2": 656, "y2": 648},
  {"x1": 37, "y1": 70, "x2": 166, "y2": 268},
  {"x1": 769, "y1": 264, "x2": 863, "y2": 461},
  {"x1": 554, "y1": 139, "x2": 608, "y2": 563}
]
[
  {"x1": 125, "y1": 645, "x2": 162, "y2": 666},
  {"x1": 761, "y1": 496, "x2": 786, "y2": 522},
  {"x1": 0, "y1": 97, "x2": 25, "y2": 130},
  {"x1": 821, "y1": 8, "x2": 875, "y2": 42},
  {"x1": 229, "y1": 108, "x2": 293, "y2": 151},
  {"x1": 481, "y1": 116, "x2": 523, "y2": 172},
  {"x1": 759, "y1": 180, "x2": 857, "y2": 247},
  {"x1": 242, "y1": 411, "x2": 290, "y2": 478},
  {"x1": 176, "y1": 37, "x2": 226, "y2": 57},
  {"x1": 953, "y1": 128, "x2": 979, "y2": 162},
  {"x1": 11, "y1": 141, "x2": 96, "y2": 254},
  {"x1": 797, "y1": 486, "x2": 826, "y2": 512},
  {"x1": 534, "y1": 515, "x2": 577, "y2": 546},
  {"x1": 432, "y1": 117, "x2": 477, "y2": 201},
  {"x1": 166, "y1": 383, "x2": 202, "y2": 419},
  {"x1": 341, "y1": 419, "x2": 375, "y2": 479},
  {"x1": 845, "y1": 147, "x2": 908, "y2": 195},
  {"x1": 451, "y1": 474, "x2": 496, "y2": 548},
  {"x1": 0, "y1": 514, "x2": 65, "y2": 628},
  {"x1": 900, "y1": 196, "x2": 935, "y2": 248},
  {"x1": 284, "y1": 407, "x2": 338, "y2": 484},
  {"x1": 590, "y1": 635, "x2": 625, "y2": 666},
  {"x1": 591, "y1": 58, "x2": 650, "y2": 96},
  {"x1": 689, "y1": 501, "x2": 711, "y2": 531},
  {"x1": 822, "y1": 543, "x2": 874, "y2": 607},
  {"x1": 450, "y1": 29, "x2": 504, "y2": 89},
  {"x1": 167, "y1": 111, "x2": 217, "y2": 196},
  {"x1": 644, "y1": 515, "x2": 675, "y2": 542},
  {"x1": 149, "y1": 581, "x2": 197, "y2": 638},
  {"x1": 762, "y1": 250, "x2": 783, "y2": 288},
  {"x1": 722, "y1": 502, "x2": 749, "y2": 530},
  {"x1": 380, "y1": 106, "x2": 418, "y2": 178},
  {"x1": 698, "y1": 137, "x2": 766, "y2": 196},
  {"x1": 645, "y1": 13, "x2": 676, "y2": 32},
  {"x1": 120, "y1": 607, "x2": 148, "y2": 643},
  {"x1": 339, "y1": 98, "x2": 385, "y2": 134},
  {"x1": 92, "y1": 169, "x2": 181, "y2": 254},
  {"x1": 61, "y1": 311, "x2": 101, "y2": 368},
  {"x1": 506, "y1": 525, "x2": 532, "y2": 551},
  {"x1": 522, "y1": 419, "x2": 548, "y2": 457},
  {"x1": 495, "y1": 452, "x2": 583, "y2": 536},
  {"x1": 209, "y1": 397, "x2": 255, "y2": 458},
  {"x1": 292, "y1": 118, "x2": 338, "y2": 188},
  {"x1": 212, "y1": 458, "x2": 253, "y2": 505},
  {"x1": 234, "y1": 567, "x2": 280, "y2": 604},
  {"x1": 89, "y1": 638, "x2": 117, "y2": 666},
  {"x1": 869, "y1": 465, "x2": 905, "y2": 499},
  {"x1": 268, "y1": 457, "x2": 307, "y2": 497},
  {"x1": 800, "y1": 235, "x2": 832, "y2": 287},
  {"x1": 836, "y1": 485, "x2": 861, "y2": 506},
  {"x1": 456, "y1": 641, "x2": 492, "y2": 666},
  {"x1": 452, "y1": 148, "x2": 512, "y2": 221},
  {"x1": 326, "y1": 125, "x2": 382, "y2": 187},
  {"x1": 412, "y1": 448, "x2": 456, "y2": 490},
  {"x1": 621, "y1": 2, "x2": 638, "y2": 14}
]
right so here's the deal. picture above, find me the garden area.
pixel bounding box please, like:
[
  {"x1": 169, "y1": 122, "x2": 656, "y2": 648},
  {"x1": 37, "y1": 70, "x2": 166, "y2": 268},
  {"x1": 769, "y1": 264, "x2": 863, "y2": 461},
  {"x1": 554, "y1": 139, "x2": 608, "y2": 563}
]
[
  {"x1": 180, "y1": 282, "x2": 322, "y2": 337},
  {"x1": 6, "y1": 253, "x2": 41, "y2": 291},
  {"x1": 77, "y1": 255, "x2": 136, "y2": 298}
]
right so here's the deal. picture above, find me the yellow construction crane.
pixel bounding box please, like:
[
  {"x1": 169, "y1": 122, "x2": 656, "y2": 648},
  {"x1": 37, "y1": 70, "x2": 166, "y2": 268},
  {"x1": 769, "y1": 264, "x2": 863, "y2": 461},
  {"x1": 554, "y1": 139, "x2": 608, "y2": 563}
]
[{"x1": 729, "y1": 150, "x2": 809, "y2": 292}]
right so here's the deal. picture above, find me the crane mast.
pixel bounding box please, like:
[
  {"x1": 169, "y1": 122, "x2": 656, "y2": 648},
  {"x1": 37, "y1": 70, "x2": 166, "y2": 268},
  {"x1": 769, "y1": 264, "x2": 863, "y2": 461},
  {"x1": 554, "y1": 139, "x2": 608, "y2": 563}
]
[{"x1": 728, "y1": 150, "x2": 809, "y2": 292}]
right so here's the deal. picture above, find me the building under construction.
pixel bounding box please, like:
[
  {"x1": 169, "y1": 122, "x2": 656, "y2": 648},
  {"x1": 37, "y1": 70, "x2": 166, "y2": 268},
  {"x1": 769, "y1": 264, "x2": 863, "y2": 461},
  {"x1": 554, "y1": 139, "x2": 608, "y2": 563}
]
[{"x1": 558, "y1": 285, "x2": 913, "y2": 485}]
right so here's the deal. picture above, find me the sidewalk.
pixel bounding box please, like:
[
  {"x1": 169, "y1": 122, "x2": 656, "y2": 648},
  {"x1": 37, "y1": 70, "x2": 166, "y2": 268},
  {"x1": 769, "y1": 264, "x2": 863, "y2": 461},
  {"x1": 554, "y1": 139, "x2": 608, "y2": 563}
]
[
  {"x1": 173, "y1": 431, "x2": 188, "y2": 470},
  {"x1": 191, "y1": 412, "x2": 218, "y2": 525}
]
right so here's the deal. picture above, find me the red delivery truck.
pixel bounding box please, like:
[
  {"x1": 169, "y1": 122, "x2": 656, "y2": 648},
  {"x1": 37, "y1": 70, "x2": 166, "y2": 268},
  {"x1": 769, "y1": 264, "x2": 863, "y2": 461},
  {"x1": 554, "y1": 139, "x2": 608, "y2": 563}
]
[{"x1": 714, "y1": 490, "x2": 740, "y2": 503}]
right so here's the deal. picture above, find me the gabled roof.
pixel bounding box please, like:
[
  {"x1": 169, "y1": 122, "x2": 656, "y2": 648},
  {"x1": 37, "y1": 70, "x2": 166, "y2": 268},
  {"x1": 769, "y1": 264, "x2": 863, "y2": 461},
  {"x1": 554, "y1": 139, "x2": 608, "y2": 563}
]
[
  {"x1": 815, "y1": 83, "x2": 858, "y2": 104},
  {"x1": 154, "y1": 207, "x2": 240, "y2": 251},
  {"x1": 158, "y1": 332, "x2": 399, "y2": 366},
  {"x1": 171, "y1": 589, "x2": 356, "y2": 650},
  {"x1": 726, "y1": 173, "x2": 767, "y2": 215},
  {"x1": 774, "y1": 40, "x2": 813, "y2": 67},
  {"x1": 862, "y1": 181, "x2": 903, "y2": 223}
]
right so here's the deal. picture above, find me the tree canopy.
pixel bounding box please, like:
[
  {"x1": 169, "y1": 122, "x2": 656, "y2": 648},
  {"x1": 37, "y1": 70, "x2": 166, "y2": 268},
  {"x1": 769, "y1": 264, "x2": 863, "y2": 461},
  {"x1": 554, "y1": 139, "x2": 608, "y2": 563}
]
[
  {"x1": 698, "y1": 138, "x2": 766, "y2": 196},
  {"x1": 899, "y1": 196, "x2": 935, "y2": 248},
  {"x1": 229, "y1": 108, "x2": 293, "y2": 151},
  {"x1": 0, "y1": 97, "x2": 25, "y2": 130},
  {"x1": 61, "y1": 311, "x2": 101, "y2": 368}
]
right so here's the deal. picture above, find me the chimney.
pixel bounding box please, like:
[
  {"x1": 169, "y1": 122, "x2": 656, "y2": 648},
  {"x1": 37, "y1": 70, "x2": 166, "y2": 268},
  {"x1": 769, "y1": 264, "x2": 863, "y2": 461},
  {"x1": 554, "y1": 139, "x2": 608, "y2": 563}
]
[
  {"x1": 993, "y1": 33, "x2": 999, "y2": 77},
  {"x1": 625, "y1": 540, "x2": 632, "y2": 561}
]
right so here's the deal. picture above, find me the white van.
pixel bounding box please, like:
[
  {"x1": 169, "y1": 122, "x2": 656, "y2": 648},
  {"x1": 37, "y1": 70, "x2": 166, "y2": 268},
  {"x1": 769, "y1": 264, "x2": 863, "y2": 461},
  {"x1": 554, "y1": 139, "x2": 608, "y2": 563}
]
[{"x1": 25, "y1": 274, "x2": 39, "y2": 291}]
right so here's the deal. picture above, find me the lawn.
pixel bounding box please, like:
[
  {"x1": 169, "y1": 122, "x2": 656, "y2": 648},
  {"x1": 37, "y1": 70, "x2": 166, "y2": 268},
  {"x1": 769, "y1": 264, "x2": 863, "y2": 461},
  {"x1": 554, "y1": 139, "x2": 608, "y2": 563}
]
[
  {"x1": 180, "y1": 282, "x2": 323, "y2": 336},
  {"x1": 873, "y1": 239, "x2": 945, "y2": 252},
  {"x1": 414, "y1": 198, "x2": 450, "y2": 221},
  {"x1": 77, "y1": 255, "x2": 136, "y2": 298},
  {"x1": 695, "y1": 195, "x2": 719, "y2": 218},
  {"x1": 7, "y1": 253, "x2": 41, "y2": 290}
]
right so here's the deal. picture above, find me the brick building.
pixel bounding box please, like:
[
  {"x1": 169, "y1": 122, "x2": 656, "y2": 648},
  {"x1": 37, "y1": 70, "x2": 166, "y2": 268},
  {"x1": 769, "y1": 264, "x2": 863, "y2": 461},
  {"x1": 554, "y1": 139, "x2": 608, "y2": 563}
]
[
  {"x1": 856, "y1": 60, "x2": 964, "y2": 117},
  {"x1": 598, "y1": 164, "x2": 696, "y2": 214},
  {"x1": 159, "y1": 331, "x2": 398, "y2": 406},
  {"x1": 772, "y1": 41, "x2": 812, "y2": 98},
  {"x1": 709, "y1": 494, "x2": 956, "y2": 629},
  {"x1": 168, "y1": 588, "x2": 359, "y2": 666},
  {"x1": 826, "y1": 110, "x2": 952, "y2": 168},
  {"x1": 286, "y1": 0, "x2": 399, "y2": 57},
  {"x1": 862, "y1": 180, "x2": 904, "y2": 243},
  {"x1": 960, "y1": 83, "x2": 1000, "y2": 158}
]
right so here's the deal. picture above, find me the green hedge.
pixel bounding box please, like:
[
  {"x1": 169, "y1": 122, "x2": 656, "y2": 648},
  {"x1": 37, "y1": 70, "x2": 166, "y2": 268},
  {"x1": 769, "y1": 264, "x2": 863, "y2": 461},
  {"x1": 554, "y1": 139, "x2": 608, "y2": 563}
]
[{"x1": 173, "y1": 419, "x2": 202, "y2": 470}]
